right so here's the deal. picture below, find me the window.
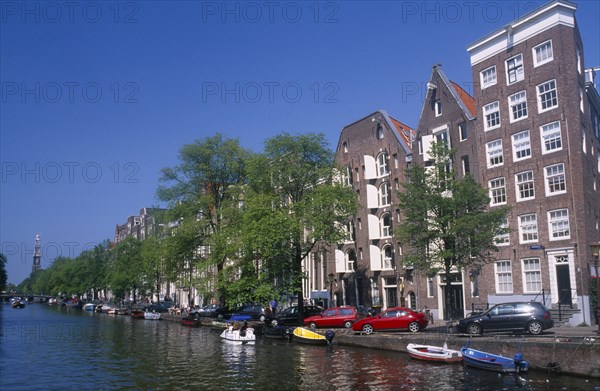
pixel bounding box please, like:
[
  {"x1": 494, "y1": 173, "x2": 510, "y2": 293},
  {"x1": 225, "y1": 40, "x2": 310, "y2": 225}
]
[
  {"x1": 544, "y1": 163, "x2": 566, "y2": 195},
  {"x1": 434, "y1": 128, "x2": 449, "y2": 146},
  {"x1": 522, "y1": 258, "x2": 542, "y2": 293},
  {"x1": 380, "y1": 213, "x2": 391, "y2": 238},
  {"x1": 495, "y1": 218, "x2": 510, "y2": 246},
  {"x1": 489, "y1": 177, "x2": 507, "y2": 206},
  {"x1": 382, "y1": 245, "x2": 394, "y2": 269},
  {"x1": 426, "y1": 276, "x2": 435, "y2": 298},
  {"x1": 461, "y1": 155, "x2": 470, "y2": 175},
  {"x1": 533, "y1": 40, "x2": 553, "y2": 66},
  {"x1": 343, "y1": 141, "x2": 348, "y2": 153},
  {"x1": 548, "y1": 209, "x2": 570, "y2": 240},
  {"x1": 379, "y1": 182, "x2": 390, "y2": 206},
  {"x1": 540, "y1": 121, "x2": 562, "y2": 153},
  {"x1": 518, "y1": 213, "x2": 538, "y2": 243},
  {"x1": 484, "y1": 101, "x2": 501, "y2": 131},
  {"x1": 537, "y1": 80, "x2": 558, "y2": 112},
  {"x1": 506, "y1": 53, "x2": 524, "y2": 84},
  {"x1": 435, "y1": 100, "x2": 442, "y2": 116},
  {"x1": 486, "y1": 139, "x2": 504, "y2": 168},
  {"x1": 345, "y1": 249, "x2": 356, "y2": 271},
  {"x1": 495, "y1": 260, "x2": 513, "y2": 293},
  {"x1": 580, "y1": 87, "x2": 585, "y2": 113},
  {"x1": 515, "y1": 171, "x2": 535, "y2": 201},
  {"x1": 377, "y1": 152, "x2": 389, "y2": 176},
  {"x1": 342, "y1": 166, "x2": 353, "y2": 187},
  {"x1": 576, "y1": 46, "x2": 582, "y2": 74},
  {"x1": 508, "y1": 91, "x2": 528, "y2": 122},
  {"x1": 480, "y1": 65, "x2": 497, "y2": 89},
  {"x1": 458, "y1": 122, "x2": 467, "y2": 141},
  {"x1": 512, "y1": 130, "x2": 531, "y2": 161},
  {"x1": 344, "y1": 221, "x2": 355, "y2": 242}
]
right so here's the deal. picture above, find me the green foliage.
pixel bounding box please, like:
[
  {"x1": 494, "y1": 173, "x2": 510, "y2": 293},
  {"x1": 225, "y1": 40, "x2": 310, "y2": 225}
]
[
  {"x1": 0, "y1": 253, "x2": 7, "y2": 291},
  {"x1": 110, "y1": 237, "x2": 143, "y2": 301}
]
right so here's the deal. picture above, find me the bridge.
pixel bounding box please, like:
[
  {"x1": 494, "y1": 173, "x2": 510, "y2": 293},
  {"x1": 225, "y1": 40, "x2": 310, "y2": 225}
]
[{"x1": 1, "y1": 293, "x2": 53, "y2": 303}]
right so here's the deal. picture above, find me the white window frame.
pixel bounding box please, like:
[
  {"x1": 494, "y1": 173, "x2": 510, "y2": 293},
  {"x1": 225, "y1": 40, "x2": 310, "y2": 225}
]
[
  {"x1": 486, "y1": 139, "x2": 504, "y2": 168},
  {"x1": 508, "y1": 91, "x2": 528, "y2": 123},
  {"x1": 382, "y1": 245, "x2": 394, "y2": 270},
  {"x1": 345, "y1": 249, "x2": 356, "y2": 272},
  {"x1": 533, "y1": 40, "x2": 553, "y2": 67},
  {"x1": 495, "y1": 218, "x2": 510, "y2": 246},
  {"x1": 435, "y1": 100, "x2": 442, "y2": 117},
  {"x1": 495, "y1": 260, "x2": 513, "y2": 294},
  {"x1": 518, "y1": 213, "x2": 538, "y2": 243},
  {"x1": 458, "y1": 122, "x2": 467, "y2": 142},
  {"x1": 537, "y1": 79, "x2": 558, "y2": 113},
  {"x1": 380, "y1": 213, "x2": 391, "y2": 238},
  {"x1": 522, "y1": 258, "x2": 542, "y2": 293},
  {"x1": 512, "y1": 130, "x2": 531, "y2": 161},
  {"x1": 544, "y1": 163, "x2": 566, "y2": 196},
  {"x1": 377, "y1": 152, "x2": 389, "y2": 177},
  {"x1": 483, "y1": 101, "x2": 501, "y2": 131},
  {"x1": 378, "y1": 182, "x2": 390, "y2": 207},
  {"x1": 515, "y1": 170, "x2": 535, "y2": 201},
  {"x1": 576, "y1": 46, "x2": 582, "y2": 74},
  {"x1": 489, "y1": 177, "x2": 507, "y2": 206},
  {"x1": 548, "y1": 209, "x2": 570, "y2": 240},
  {"x1": 480, "y1": 65, "x2": 497, "y2": 89},
  {"x1": 506, "y1": 53, "x2": 524, "y2": 84},
  {"x1": 540, "y1": 121, "x2": 562, "y2": 154}
]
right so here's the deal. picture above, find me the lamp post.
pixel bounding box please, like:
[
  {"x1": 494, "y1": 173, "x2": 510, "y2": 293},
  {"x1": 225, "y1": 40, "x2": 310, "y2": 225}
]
[
  {"x1": 328, "y1": 273, "x2": 337, "y2": 308},
  {"x1": 591, "y1": 243, "x2": 600, "y2": 334}
]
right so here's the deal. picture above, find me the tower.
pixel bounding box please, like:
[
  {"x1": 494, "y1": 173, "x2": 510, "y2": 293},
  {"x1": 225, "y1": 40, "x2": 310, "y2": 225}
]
[{"x1": 32, "y1": 234, "x2": 41, "y2": 273}]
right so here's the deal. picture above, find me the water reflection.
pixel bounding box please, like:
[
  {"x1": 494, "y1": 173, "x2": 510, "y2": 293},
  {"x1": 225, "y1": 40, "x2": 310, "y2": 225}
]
[{"x1": 0, "y1": 304, "x2": 597, "y2": 391}]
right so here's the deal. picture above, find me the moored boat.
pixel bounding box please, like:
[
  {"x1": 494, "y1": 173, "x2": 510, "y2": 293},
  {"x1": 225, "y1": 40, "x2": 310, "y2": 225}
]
[
  {"x1": 461, "y1": 345, "x2": 528, "y2": 373},
  {"x1": 220, "y1": 324, "x2": 256, "y2": 344},
  {"x1": 263, "y1": 325, "x2": 294, "y2": 340},
  {"x1": 11, "y1": 300, "x2": 25, "y2": 309},
  {"x1": 406, "y1": 343, "x2": 462, "y2": 363},
  {"x1": 144, "y1": 311, "x2": 161, "y2": 320},
  {"x1": 292, "y1": 327, "x2": 335, "y2": 345},
  {"x1": 181, "y1": 316, "x2": 200, "y2": 327},
  {"x1": 131, "y1": 309, "x2": 145, "y2": 319},
  {"x1": 83, "y1": 303, "x2": 96, "y2": 312}
]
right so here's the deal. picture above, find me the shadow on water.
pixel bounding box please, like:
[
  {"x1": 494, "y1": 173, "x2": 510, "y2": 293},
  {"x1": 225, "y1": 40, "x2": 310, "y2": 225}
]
[{"x1": 1, "y1": 304, "x2": 597, "y2": 390}]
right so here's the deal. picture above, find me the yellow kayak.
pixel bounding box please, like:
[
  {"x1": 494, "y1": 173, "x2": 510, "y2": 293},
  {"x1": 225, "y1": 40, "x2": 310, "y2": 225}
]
[{"x1": 293, "y1": 327, "x2": 328, "y2": 345}]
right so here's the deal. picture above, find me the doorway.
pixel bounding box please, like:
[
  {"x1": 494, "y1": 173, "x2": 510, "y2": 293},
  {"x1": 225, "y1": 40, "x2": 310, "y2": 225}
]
[{"x1": 556, "y1": 264, "x2": 572, "y2": 306}]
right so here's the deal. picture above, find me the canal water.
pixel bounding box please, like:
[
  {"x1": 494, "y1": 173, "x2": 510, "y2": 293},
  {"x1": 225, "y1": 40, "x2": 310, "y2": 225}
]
[{"x1": 0, "y1": 304, "x2": 597, "y2": 391}]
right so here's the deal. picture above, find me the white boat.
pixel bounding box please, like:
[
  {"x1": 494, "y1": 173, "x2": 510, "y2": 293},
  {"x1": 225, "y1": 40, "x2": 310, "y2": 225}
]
[
  {"x1": 83, "y1": 303, "x2": 96, "y2": 312},
  {"x1": 144, "y1": 311, "x2": 161, "y2": 320},
  {"x1": 406, "y1": 343, "x2": 463, "y2": 363},
  {"x1": 220, "y1": 325, "x2": 256, "y2": 344}
]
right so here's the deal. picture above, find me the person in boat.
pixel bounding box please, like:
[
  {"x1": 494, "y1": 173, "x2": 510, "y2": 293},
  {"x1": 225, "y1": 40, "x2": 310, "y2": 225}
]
[{"x1": 240, "y1": 321, "x2": 248, "y2": 337}]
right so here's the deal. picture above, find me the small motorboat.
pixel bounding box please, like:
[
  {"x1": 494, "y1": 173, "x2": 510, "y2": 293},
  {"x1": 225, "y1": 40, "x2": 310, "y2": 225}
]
[
  {"x1": 263, "y1": 325, "x2": 294, "y2": 340},
  {"x1": 461, "y1": 345, "x2": 528, "y2": 373},
  {"x1": 144, "y1": 311, "x2": 161, "y2": 320},
  {"x1": 11, "y1": 300, "x2": 25, "y2": 309},
  {"x1": 220, "y1": 324, "x2": 256, "y2": 344},
  {"x1": 83, "y1": 303, "x2": 96, "y2": 312},
  {"x1": 406, "y1": 343, "x2": 463, "y2": 363},
  {"x1": 181, "y1": 316, "x2": 200, "y2": 327},
  {"x1": 292, "y1": 327, "x2": 335, "y2": 345},
  {"x1": 131, "y1": 309, "x2": 145, "y2": 319}
]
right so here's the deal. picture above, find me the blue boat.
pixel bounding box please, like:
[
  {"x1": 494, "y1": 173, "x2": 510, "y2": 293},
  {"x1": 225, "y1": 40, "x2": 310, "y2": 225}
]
[{"x1": 461, "y1": 345, "x2": 529, "y2": 373}]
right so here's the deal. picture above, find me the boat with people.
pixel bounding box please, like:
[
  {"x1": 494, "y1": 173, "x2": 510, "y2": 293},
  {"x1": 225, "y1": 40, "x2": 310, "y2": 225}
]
[
  {"x1": 292, "y1": 327, "x2": 335, "y2": 345},
  {"x1": 220, "y1": 323, "x2": 256, "y2": 344},
  {"x1": 406, "y1": 343, "x2": 463, "y2": 363},
  {"x1": 461, "y1": 342, "x2": 528, "y2": 373},
  {"x1": 11, "y1": 299, "x2": 25, "y2": 309},
  {"x1": 144, "y1": 311, "x2": 161, "y2": 320}
]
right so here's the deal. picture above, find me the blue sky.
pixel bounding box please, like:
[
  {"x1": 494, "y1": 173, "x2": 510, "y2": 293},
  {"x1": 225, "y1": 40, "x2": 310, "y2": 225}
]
[{"x1": 1, "y1": 0, "x2": 599, "y2": 284}]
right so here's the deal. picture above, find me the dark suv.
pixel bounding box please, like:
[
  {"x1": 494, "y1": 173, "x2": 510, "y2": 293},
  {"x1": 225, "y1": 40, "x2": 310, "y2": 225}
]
[
  {"x1": 229, "y1": 304, "x2": 267, "y2": 321},
  {"x1": 457, "y1": 301, "x2": 554, "y2": 335},
  {"x1": 264, "y1": 305, "x2": 324, "y2": 326}
]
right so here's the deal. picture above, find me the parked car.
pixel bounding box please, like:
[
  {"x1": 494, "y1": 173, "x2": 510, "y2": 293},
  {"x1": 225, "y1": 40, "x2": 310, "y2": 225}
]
[
  {"x1": 229, "y1": 304, "x2": 267, "y2": 321},
  {"x1": 352, "y1": 307, "x2": 429, "y2": 334},
  {"x1": 456, "y1": 301, "x2": 554, "y2": 335},
  {"x1": 193, "y1": 304, "x2": 229, "y2": 318},
  {"x1": 265, "y1": 305, "x2": 324, "y2": 326},
  {"x1": 144, "y1": 302, "x2": 173, "y2": 313},
  {"x1": 303, "y1": 306, "x2": 360, "y2": 329}
]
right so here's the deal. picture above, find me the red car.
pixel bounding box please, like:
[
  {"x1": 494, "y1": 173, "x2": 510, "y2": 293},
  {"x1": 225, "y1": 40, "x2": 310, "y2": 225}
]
[
  {"x1": 352, "y1": 307, "x2": 428, "y2": 334},
  {"x1": 303, "y1": 306, "x2": 359, "y2": 329}
]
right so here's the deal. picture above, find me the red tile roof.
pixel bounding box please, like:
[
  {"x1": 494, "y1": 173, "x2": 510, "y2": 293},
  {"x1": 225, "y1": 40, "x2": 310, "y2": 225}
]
[
  {"x1": 450, "y1": 81, "x2": 476, "y2": 117},
  {"x1": 389, "y1": 116, "x2": 415, "y2": 145}
]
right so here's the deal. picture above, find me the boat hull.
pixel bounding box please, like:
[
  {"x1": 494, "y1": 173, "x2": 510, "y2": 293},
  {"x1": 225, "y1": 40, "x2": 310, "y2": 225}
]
[
  {"x1": 181, "y1": 317, "x2": 200, "y2": 327},
  {"x1": 293, "y1": 327, "x2": 328, "y2": 345},
  {"x1": 144, "y1": 312, "x2": 161, "y2": 320},
  {"x1": 406, "y1": 343, "x2": 462, "y2": 363},
  {"x1": 461, "y1": 347, "x2": 528, "y2": 373},
  {"x1": 220, "y1": 327, "x2": 256, "y2": 344}
]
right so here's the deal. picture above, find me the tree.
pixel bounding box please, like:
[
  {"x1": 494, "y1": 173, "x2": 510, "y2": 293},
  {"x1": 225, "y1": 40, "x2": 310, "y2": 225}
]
[
  {"x1": 396, "y1": 142, "x2": 509, "y2": 320},
  {"x1": 157, "y1": 133, "x2": 252, "y2": 305},
  {"x1": 0, "y1": 253, "x2": 7, "y2": 292},
  {"x1": 141, "y1": 235, "x2": 166, "y2": 303},
  {"x1": 243, "y1": 132, "x2": 358, "y2": 313},
  {"x1": 110, "y1": 237, "x2": 143, "y2": 302}
]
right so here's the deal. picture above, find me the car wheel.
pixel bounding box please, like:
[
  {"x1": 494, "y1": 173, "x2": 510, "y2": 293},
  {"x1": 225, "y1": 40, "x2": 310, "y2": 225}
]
[
  {"x1": 528, "y1": 320, "x2": 543, "y2": 335},
  {"x1": 362, "y1": 324, "x2": 374, "y2": 334},
  {"x1": 259, "y1": 315, "x2": 266, "y2": 322},
  {"x1": 408, "y1": 321, "x2": 420, "y2": 333},
  {"x1": 309, "y1": 322, "x2": 317, "y2": 329},
  {"x1": 271, "y1": 319, "x2": 278, "y2": 326},
  {"x1": 467, "y1": 323, "x2": 482, "y2": 335},
  {"x1": 343, "y1": 321, "x2": 353, "y2": 328}
]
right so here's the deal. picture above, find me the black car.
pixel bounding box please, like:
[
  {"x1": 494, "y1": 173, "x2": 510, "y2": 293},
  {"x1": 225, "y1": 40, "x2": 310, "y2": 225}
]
[
  {"x1": 457, "y1": 301, "x2": 554, "y2": 335},
  {"x1": 144, "y1": 302, "x2": 173, "y2": 313},
  {"x1": 229, "y1": 304, "x2": 268, "y2": 321},
  {"x1": 265, "y1": 305, "x2": 324, "y2": 326}
]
